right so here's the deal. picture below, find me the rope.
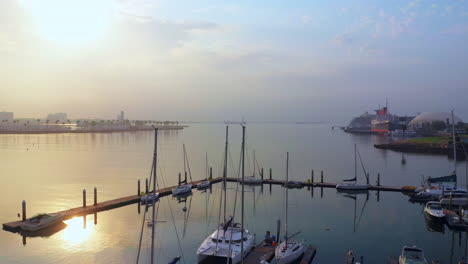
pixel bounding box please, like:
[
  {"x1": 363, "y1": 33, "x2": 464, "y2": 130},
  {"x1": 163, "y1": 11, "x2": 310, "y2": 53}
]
[{"x1": 356, "y1": 148, "x2": 368, "y2": 181}]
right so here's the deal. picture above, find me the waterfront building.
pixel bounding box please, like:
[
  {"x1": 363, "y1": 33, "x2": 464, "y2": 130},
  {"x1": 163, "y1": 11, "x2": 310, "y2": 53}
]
[
  {"x1": 408, "y1": 112, "x2": 463, "y2": 131},
  {"x1": 46, "y1": 113, "x2": 68, "y2": 122}
]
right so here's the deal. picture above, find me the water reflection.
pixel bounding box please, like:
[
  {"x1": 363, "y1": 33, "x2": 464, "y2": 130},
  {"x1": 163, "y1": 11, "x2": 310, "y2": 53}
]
[{"x1": 60, "y1": 216, "x2": 95, "y2": 248}]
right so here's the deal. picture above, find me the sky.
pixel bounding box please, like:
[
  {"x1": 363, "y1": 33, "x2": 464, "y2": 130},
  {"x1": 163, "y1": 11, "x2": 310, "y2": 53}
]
[{"x1": 1, "y1": 0, "x2": 468, "y2": 123}]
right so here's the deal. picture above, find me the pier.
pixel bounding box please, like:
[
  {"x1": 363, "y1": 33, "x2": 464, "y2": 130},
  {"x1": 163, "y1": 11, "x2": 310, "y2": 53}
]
[{"x1": 3, "y1": 175, "x2": 414, "y2": 233}]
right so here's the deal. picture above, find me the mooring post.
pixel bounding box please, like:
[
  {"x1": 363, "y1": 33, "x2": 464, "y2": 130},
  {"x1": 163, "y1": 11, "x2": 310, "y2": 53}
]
[
  {"x1": 321, "y1": 170, "x2": 324, "y2": 183},
  {"x1": 94, "y1": 187, "x2": 97, "y2": 206},
  {"x1": 269, "y1": 168, "x2": 272, "y2": 180},
  {"x1": 311, "y1": 170, "x2": 314, "y2": 183},
  {"x1": 377, "y1": 173, "x2": 381, "y2": 186},
  {"x1": 145, "y1": 178, "x2": 149, "y2": 194},
  {"x1": 276, "y1": 219, "x2": 281, "y2": 243},
  {"x1": 83, "y1": 189, "x2": 86, "y2": 208},
  {"x1": 209, "y1": 167, "x2": 213, "y2": 180},
  {"x1": 178, "y1": 173, "x2": 181, "y2": 184},
  {"x1": 138, "y1": 179, "x2": 141, "y2": 196},
  {"x1": 366, "y1": 173, "x2": 370, "y2": 185},
  {"x1": 261, "y1": 168, "x2": 264, "y2": 181},
  {"x1": 22, "y1": 200, "x2": 26, "y2": 221}
]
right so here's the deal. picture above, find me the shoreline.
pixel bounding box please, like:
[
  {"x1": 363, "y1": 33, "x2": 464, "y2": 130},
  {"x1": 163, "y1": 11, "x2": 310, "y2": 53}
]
[{"x1": 0, "y1": 125, "x2": 186, "y2": 135}]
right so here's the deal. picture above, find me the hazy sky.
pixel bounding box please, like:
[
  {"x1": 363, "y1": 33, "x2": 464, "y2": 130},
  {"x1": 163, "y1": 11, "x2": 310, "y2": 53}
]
[{"x1": 1, "y1": 0, "x2": 467, "y2": 123}]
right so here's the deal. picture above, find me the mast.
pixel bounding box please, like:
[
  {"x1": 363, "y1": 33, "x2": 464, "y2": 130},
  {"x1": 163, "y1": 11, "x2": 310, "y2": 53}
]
[
  {"x1": 205, "y1": 152, "x2": 208, "y2": 180},
  {"x1": 223, "y1": 126, "x2": 228, "y2": 222},
  {"x1": 285, "y1": 152, "x2": 289, "y2": 245},
  {"x1": 241, "y1": 125, "x2": 245, "y2": 263},
  {"x1": 183, "y1": 144, "x2": 187, "y2": 184},
  {"x1": 452, "y1": 110, "x2": 457, "y2": 175},
  {"x1": 151, "y1": 128, "x2": 158, "y2": 264},
  {"x1": 253, "y1": 150, "x2": 256, "y2": 178},
  {"x1": 354, "y1": 144, "x2": 357, "y2": 182}
]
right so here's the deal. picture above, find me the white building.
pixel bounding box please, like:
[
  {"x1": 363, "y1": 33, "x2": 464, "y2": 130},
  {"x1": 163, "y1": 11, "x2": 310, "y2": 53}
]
[{"x1": 46, "y1": 113, "x2": 68, "y2": 122}]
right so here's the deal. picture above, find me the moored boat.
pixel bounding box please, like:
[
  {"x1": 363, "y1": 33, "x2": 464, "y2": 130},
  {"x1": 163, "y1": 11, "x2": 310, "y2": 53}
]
[
  {"x1": 398, "y1": 246, "x2": 428, "y2": 264},
  {"x1": 423, "y1": 201, "x2": 445, "y2": 220},
  {"x1": 172, "y1": 184, "x2": 192, "y2": 195},
  {"x1": 337, "y1": 144, "x2": 370, "y2": 191},
  {"x1": 196, "y1": 180, "x2": 210, "y2": 189},
  {"x1": 20, "y1": 213, "x2": 65, "y2": 232},
  {"x1": 141, "y1": 193, "x2": 159, "y2": 204}
]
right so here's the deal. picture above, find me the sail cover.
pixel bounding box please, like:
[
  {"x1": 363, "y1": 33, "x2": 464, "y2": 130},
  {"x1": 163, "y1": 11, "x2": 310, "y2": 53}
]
[
  {"x1": 427, "y1": 173, "x2": 456, "y2": 183},
  {"x1": 343, "y1": 177, "x2": 357, "y2": 182}
]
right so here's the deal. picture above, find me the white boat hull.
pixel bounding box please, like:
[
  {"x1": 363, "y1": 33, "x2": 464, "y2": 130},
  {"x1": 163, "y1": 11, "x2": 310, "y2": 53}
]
[
  {"x1": 336, "y1": 183, "x2": 370, "y2": 190},
  {"x1": 275, "y1": 240, "x2": 306, "y2": 264},
  {"x1": 172, "y1": 184, "x2": 192, "y2": 195}
]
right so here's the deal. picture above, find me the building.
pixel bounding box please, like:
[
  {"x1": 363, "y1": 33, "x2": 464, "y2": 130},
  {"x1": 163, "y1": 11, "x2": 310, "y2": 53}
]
[
  {"x1": 117, "y1": 111, "x2": 125, "y2": 121},
  {"x1": 408, "y1": 112, "x2": 463, "y2": 131},
  {"x1": 0, "y1": 112, "x2": 14, "y2": 121},
  {"x1": 46, "y1": 113, "x2": 68, "y2": 122}
]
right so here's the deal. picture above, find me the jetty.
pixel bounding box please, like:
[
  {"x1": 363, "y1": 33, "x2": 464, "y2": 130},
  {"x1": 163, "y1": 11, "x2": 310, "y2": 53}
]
[
  {"x1": 3, "y1": 173, "x2": 414, "y2": 233},
  {"x1": 243, "y1": 241, "x2": 275, "y2": 264}
]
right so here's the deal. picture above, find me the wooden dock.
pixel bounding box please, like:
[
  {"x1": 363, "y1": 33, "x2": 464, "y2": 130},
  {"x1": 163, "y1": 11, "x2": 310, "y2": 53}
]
[
  {"x1": 300, "y1": 245, "x2": 317, "y2": 264},
  {"x1": 243, "y1": 241, "x2": 275, "y2": 264},
  {"x1": 3, "y1": 176, "x2": 413, "y2": 233},
  {"x1": 3, "y1": 178, "x2": 222, "y2": 232}
]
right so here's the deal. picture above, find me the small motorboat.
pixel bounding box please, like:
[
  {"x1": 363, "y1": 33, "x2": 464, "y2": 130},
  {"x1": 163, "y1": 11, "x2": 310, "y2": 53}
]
[
  {"x1": 20, "y1": 213, "x2": 65, "y2": 232},
  {"x1": 423, "y1": 201, "x2": 445, "y2": 220},
  {"x1": 141, "y1": 193, "x2": 159, "y2": 204},
  {"x1": 336, "y1": 182, "x2": 370, "y2": 191},
  {"x1": 399, "y1": 246, "x2": 427, "y2": 264},
  {"x1": 439, "y1": 193, "x2": 468, "y2": 206},
  {"x1": 172, "y1": 184, "x2": 192, "y2": 195},
  {"x1": 196, "y1": 180, "x2": 210, "y2": 189}
]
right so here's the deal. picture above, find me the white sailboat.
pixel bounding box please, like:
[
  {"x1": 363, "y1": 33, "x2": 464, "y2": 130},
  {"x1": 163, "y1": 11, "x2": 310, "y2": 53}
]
[
  {"x1": 172, "y1": 144, "x2": 193, "y2": 195},
  {"x1": 197, "y1": 153, "x2": 211, "y2": 189},
  {"x1": 336, "y1": 144, "x2": 370, "y2": 190},
  {"x1": 197, "y1": 125, "x2": 255, "y2": 263},
  {"x1": 275, "y1": 152, "x2": 306, "y2": 264},
  {"x1": 242, "y1": 150, "x2": 263, "y2": 184}
]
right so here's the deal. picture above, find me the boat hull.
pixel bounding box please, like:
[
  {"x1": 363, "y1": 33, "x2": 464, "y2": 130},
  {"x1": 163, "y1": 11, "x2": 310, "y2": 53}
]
[{"x1": 336, "y1": 184, "x2": 370, "y2": 190}]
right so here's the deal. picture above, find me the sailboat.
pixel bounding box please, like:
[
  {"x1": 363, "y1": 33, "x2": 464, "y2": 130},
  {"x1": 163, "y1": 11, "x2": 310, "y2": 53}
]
[
  {"x1": 275, "y1": 152, "x2": 306, "y2": 264},
  {"x1": 172, "y1": 144, "x2": 193, "y2": 195},
  {"x1": 197, "y1": 153, "x2": 211, "y2": 189},
  {"x1": 336, "y1": 144, "x2": 370, "y2": 191},
  {"x1": 197, "y1": 125, "x2": 255, "y2": 263},
  {"x1": 242, "y1": 150, "x2": 263, "y2": 184}
]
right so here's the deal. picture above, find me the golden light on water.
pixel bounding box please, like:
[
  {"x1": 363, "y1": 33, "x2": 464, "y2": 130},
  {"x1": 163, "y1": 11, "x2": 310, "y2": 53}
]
[
  {"x1": 19, "y1": 0, "x2": 114, "y2": 47},
  {"x1": 60, "y1": 216, "x2": 94, "y2": 248}
]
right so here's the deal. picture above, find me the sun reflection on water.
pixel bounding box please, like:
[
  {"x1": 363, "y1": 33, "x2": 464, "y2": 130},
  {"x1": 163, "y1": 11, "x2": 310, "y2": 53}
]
[{"x1": 60, "y1": 216, "x2": 95, "y2": 249}]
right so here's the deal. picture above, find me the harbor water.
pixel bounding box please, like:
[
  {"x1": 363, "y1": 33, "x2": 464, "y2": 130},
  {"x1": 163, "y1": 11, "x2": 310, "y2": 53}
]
[{"x1": 0, "y1": 123, "x2": 467, "y2": 263}]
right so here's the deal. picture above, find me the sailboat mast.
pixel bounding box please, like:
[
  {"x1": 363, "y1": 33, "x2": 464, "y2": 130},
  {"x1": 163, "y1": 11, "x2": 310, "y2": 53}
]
[
  {"x1": 223, "y1": 126, "x2": 228, "y2": 222},
  {"x1": 241, "y1": 125, "x2": 245, "y2": 263},
  {"x1": 354, "y1": 144, "x2": 357, "y2": 181},
  {"x1": 253, "y1": 150, "x2": 256, "y2": 178},
  {"x1": 183, "y1": 144, "x2": 187, "y2": 184},
  {"x1": 285, "y1": 152, "x2": 289, "y2": 245},
  {"x1": 150, "y1": 128, "x2": 158, "y2": 264},
  {"x1": 452, "y1": 110, "x2": 457, "y2": 173}
]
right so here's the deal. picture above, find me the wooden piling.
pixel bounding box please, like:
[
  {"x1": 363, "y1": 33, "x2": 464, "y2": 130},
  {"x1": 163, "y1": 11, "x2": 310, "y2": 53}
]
[
  {"x1": 261, "y1": 168, "x2": 264, "y2": 180},
  {"x1": 94, "y1": 187, "x2": 97, "y2": 206},
  {"x1": 178, "y1": 173, "x2": 181, "y2": 184},
  {"x1": 366, "y1": 173, "x2": 370, "y2": 185},
  {"x1": 269, "y1": 168, "x2": 272, "y2": 180},
  {"x1": 209, "y1": 167, "x2": 213, "y2": 179},
  {"x1": 83, "y1": 189, "x2": 86, "y2": 208},
  {"x1": 145, "y1": 178, "x2": 149, "y2": 194},
  {"x1": 138, "y1": 179, "x2": 141, "y2": 196},
  {"x1": 311, "y1": 170, "x2": 314, "y2": 183},
  {"x1": 321, "y1": 170, "x2": 323, "y2": 183},
  {"x1": 377, "y1": 173, "x2": 380, "y2": 186},
  {"x1": 22, "y1": 200, "x2": 26, "y2": 221}
]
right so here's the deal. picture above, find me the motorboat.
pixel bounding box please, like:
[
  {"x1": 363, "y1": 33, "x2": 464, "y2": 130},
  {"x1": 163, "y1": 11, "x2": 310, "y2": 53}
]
[
  {"x1": 20, "y1": 213, "x2": 65, "y2": 232},
  {"x1": 275, "y1": 153, "x2": 306, "y2": 264},
  {"x1": 172, "y1": 184, "x2": 192, "y2": 195},
  {"x1": 196, "y1": 221, "x2": 255, "y2": 263},
  {"x1": 275, "y1": 240, "x2": 306, "y2": 264},
  {"x1": 197, "y1": 180, "x2": 210, "y2": 189},
  {"x1": 285, "y1": 181, "x2": 304, "y2": 189},
  {"x1": 423, "y1": 201, "x2": 445, "y2": 220},
  {"x1": 439, "y1": 193, "x2": 468, "y2": 206},
  {"x1": 399, "y1": 246, "x2": 428, "y2": 264},
  {"x1": 141, "y1": 193, "x2": 159, "y2": 205}
]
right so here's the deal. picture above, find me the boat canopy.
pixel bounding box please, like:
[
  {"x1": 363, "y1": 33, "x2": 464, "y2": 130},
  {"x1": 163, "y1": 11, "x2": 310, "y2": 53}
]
[{"x1": 427, "y1": 173, "x2": 456, "y2": 183}]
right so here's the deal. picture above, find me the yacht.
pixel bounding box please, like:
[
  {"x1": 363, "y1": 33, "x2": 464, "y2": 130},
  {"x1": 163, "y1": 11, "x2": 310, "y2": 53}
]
[
  {"x1": 423, "y1": 201, "x2": 445, "y2": 220},
  {"x1": 336, "y1": 144, "x2": 370, "y2": 191},
  {"x1": 398, "y1": 246, "x2": 427, "y2": 264}
]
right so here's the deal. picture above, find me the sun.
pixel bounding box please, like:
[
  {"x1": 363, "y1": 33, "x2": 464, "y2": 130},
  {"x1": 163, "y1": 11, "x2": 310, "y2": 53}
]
[{"x1": 19, "y1": 0, "x2": 115, "y2": 47}]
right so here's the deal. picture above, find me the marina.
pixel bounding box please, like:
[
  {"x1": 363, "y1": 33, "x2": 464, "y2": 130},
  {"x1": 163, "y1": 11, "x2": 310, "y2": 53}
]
[{"x1": 2, "y1": 124, "x2": 468, "y2": 263}]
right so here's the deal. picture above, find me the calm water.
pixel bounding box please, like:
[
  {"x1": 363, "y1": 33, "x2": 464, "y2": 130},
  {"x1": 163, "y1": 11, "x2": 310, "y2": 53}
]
[{"x1": 1, "y1": 124, "x2": 467, "y2": 263}]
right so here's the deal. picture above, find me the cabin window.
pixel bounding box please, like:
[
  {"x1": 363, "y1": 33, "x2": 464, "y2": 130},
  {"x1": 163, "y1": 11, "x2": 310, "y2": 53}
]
[{"x1": 292, "y1": 246, "x2": 300, "y2": 252}]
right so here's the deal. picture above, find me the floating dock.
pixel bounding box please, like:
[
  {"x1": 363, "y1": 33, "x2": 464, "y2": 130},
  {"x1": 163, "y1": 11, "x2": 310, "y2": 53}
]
[
  {"x1": 243, "y1": 241, "x2": 275, "y2": 264},
  {"x1": 3, "y1": 176, "x2": 414, "y2": 233},
  {"x1": 300, "y1": 245, "x2": 317, "y2": 264}
]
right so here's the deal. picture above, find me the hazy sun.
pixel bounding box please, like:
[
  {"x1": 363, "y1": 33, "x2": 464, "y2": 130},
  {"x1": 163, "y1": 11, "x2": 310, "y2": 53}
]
[{"x1": 19, "y1": 0, "x2": 115, "y2": 46}]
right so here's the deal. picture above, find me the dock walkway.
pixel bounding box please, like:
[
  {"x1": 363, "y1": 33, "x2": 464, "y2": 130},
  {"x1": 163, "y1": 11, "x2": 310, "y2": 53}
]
[
  {"x1": 243, "y1": 241, "x2": 275, "y2": 264},
  {"x1": 3, "y1": 177, "x2": 412, "y2": 233}
]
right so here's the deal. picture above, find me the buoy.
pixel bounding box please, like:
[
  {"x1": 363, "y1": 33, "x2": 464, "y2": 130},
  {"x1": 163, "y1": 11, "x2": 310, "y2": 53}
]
[{"x1": 325, "y1": 227, "x2": 331, "y2": 230}]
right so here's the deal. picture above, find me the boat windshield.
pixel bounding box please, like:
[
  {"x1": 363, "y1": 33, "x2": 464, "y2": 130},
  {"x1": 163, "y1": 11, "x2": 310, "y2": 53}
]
[
  {"x1": 403, "y1": 248, "x2": 424, "y2": 260},
  {"x1": 428, "y1": 203, "x2": 442, "y2": 210}
]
